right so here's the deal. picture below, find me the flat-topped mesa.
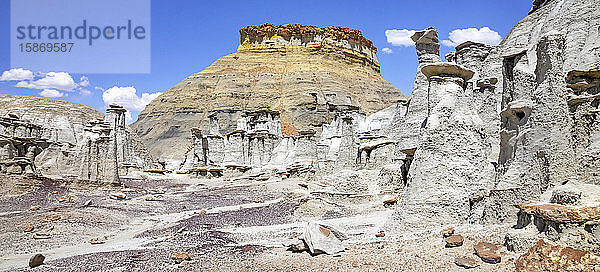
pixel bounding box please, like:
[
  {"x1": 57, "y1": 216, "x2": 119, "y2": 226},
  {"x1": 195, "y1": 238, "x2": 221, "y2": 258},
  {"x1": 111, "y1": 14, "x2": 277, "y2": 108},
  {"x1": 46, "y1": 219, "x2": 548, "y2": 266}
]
[
  {"x1": 133, "y1": 23, "x2": 403, "y2": 165},
  {"x1": 239, "y1": 23, "x2": 376, "y2": 50},
  {"x1": 238, "y1": 23, "x2": 380, "y2": 71}
]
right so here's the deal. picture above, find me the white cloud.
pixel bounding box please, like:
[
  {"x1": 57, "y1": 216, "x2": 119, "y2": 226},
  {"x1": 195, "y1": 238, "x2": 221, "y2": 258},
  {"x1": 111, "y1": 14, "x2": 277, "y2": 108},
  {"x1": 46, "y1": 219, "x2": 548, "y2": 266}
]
[
  {"x1": 385, "y1": 29, "x2": 416, "y2": 47},
  {"x1": 441, "y1": 27, "x2": 502, "y2": 47},
  {"x1": 7, "y1": 70, "x2": 94, "y2": 97},
  {"x1": 0, "y1": 68, "x2": 34, "y2": 81},
  {"x1": 140, "y1": 92, "x2": 162, "y2": 107},
  {"x1": 79, "y1": 76, "x2": 89, "y2": 87},
  {"x1": 102, "y1": 86, "x2": 162, "y2": 122},
  {"x1": 16, "y1": 72, "x2": 77, "y2": 92},
  {"x1": 381, "y1": 47, "x2": 393, "y2": 54},
  {"x1": 39, "y1": 89, "x2": 64, "y2": 98}
]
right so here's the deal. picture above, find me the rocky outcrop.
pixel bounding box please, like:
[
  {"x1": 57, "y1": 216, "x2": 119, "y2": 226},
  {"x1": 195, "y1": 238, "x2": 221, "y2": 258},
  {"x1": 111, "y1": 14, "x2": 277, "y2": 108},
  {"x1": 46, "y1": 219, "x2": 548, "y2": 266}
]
[
  {"x1": 0, "y1": 95, "x2": 104, "y2": 177},
  {"x1": 505, "y1": 182, "x2": 600, "y2": 255},
  {"x1": 387, "y1": 62, "x2": 496, "y2": 228},
  {"x1": 515, "y1": 239, "x2": 600, "y2": 271},
  {"x1": 389, "y1": 28, "x2": 441, "y2": 152},
  {"x1": 181, "y1": 104, "x2": 404, "y2": 185},
  {"x1": 131, "y1": 23, "x2": 405, "y2": 169},
  {"x1": 181, "y1": 109, "x2": 283, "y2": 175},
  {"x1": 566, "y1": 68, "x2": 600, "y2": 186},
  {"x1": 0, "y1": 114, "x2": 45, "y2": 175},
  {"x1": 78, "y1": 105, "x2": 150, "y2": 184},
  {"x1": 0, "y1": 95, "x2": 151, "y2": 184},
  {"x1": 480, "y1": 0, "x2": 600, "y2": 225},
  {"x1": 381, "y1": 0, "x2": 600, "y2": 233}
]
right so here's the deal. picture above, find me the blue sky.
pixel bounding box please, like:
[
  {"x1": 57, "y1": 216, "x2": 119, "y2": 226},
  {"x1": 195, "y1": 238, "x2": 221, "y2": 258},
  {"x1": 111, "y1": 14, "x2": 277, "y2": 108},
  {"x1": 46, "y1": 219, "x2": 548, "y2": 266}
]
[{"x1": 0, "y1": 0, "x2": 533, "y2": 122}]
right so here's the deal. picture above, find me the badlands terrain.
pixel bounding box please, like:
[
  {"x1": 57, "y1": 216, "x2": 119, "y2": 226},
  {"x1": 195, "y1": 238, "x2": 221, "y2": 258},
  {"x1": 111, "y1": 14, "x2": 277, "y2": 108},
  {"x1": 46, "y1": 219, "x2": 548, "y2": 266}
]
[{"x1": 1, "y1": 0, "x2": 600, "y2": 271}]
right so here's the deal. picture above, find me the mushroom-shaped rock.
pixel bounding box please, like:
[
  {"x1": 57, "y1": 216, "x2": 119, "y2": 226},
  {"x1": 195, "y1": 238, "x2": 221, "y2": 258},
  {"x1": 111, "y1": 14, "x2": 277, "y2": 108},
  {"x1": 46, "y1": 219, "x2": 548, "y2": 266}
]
[
  {"x1": 421, "y1": 62, "x2": 475, "y2": 82},
  {"x1": 411, "y1": 28, "x2": 440, "y2": 59},
  {"x1": 411, "y1": 27, "x2": 439, "y2": 45},
  {"x1": 455, "y1": 41, "x2": 487, "y2": 51}
]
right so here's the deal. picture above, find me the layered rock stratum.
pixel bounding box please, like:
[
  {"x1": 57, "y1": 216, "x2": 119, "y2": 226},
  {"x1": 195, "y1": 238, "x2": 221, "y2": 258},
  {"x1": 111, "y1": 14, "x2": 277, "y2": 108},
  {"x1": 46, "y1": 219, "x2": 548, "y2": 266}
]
[
  {"x1": 0, "y1": 95, "x2": 151, "y2": 182},
  {"x1": 131, "y1": 23, "x2": 405, "y2": 167}
]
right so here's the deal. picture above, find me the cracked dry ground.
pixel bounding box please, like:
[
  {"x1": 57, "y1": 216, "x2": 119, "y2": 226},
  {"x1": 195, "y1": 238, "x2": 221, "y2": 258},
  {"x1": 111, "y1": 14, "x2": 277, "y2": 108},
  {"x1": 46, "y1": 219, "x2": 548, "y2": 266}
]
[{"x1": 0, "y1": 175, "x2": 517, "y2": 271}]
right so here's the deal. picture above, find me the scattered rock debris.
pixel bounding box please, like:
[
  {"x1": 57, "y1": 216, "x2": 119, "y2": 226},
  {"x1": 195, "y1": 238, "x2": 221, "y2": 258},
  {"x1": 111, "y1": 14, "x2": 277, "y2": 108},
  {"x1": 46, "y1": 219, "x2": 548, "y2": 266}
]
[
  {"x1": 454, "y1": 256, "x2": 480, "y2": 269},
  {"x1": 474, "y1": 242, "x2": 501, "y2": 264},
  {"x1": 171, "y1": 252, "x2": 191, "y2": 264},
  {"x1": 445, "y1": 235, "x2": 464, "y2": 247},
  {"x1": 442, "y1": 227, "x2": 454, "y2": 237}
]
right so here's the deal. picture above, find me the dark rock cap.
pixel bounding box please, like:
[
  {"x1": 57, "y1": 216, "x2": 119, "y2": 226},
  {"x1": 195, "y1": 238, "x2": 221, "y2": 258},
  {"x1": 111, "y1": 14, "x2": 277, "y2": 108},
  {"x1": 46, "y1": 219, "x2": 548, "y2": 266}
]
[{"x1": 421, "y1": 62, "x2": 475, "y2": 81}]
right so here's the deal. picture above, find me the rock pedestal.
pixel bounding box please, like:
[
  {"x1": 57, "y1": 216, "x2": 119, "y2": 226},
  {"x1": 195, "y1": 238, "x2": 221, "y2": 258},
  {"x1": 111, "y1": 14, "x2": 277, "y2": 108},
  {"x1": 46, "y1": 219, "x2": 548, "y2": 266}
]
[
  {"x1": 388, "y1": 63, "x2": 495, "y2": 229},
  {"x1": 78, "y1": 104, "x2": 149, "y2": 184},
  {"x1": 391, "y1": 28, "x2": 441, "y2": 152}
]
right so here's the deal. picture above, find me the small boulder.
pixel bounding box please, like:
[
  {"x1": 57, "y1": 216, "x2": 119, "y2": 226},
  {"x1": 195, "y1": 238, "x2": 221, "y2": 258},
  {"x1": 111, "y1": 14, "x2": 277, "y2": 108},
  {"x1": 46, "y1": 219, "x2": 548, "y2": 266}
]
[
  {"x1": 474, "y1": 242, "x2": 501, "y2": 264},
  {"x1": 110, "y1": 192, "x2": 126, "y2": 200},
  {"x1": 33, "y1": 233, "x2": 50, "y2": 239},
  {"x1": 302, "y1": 222, "x2": 348, "y2": 255},
  {"x1": 90, "y1": 237, "x2": 107, "y2": 244},
  {"x1": 442, "y1": 227, "x2": 455, "y2": 237},
  {"x1": 39, "y1": 215, "x2": 60, "y2": 223},
  {"x1": 383, "y1": 196, "x2": 399, "y2": 206},
  {"x1": 29, "y1": 254, "x2": 45, "y2": 268},
  {"x1": 454, "y1": 256, "x2": 480, "y2": 269},
  {"x1": 23, "y1": 224, "x2": 34, "y2": 232},
  {"x1": 445, "y1": 235, "x2": 464, "y2": 247},
  {"x1": 171, "y1": 252, "x2": 191, "y2": 264},
  {"x1": 151, "y1": 189, "x2": 165, "y2": 194},
  {"x1": 57, "y1": 195, "x2": 75, "y2": 203}
]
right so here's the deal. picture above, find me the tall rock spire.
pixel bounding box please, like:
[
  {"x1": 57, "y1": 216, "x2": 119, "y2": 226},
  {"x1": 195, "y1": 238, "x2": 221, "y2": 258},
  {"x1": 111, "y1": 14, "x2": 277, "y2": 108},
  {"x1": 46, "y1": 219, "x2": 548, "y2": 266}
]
[{"x1": 390, "y1": 27, "x2": 441, "y2": 152}]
